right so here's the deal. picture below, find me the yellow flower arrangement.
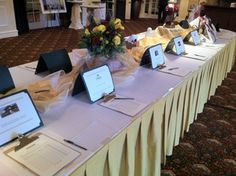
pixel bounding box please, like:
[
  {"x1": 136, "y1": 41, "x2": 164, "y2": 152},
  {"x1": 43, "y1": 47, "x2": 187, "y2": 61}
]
[
  {"x1": 80, "y1": 17, "x2": 125, "y2": 58},
  {"x1": 112, "y1": 35, "x2": 121, "y2": 45}
]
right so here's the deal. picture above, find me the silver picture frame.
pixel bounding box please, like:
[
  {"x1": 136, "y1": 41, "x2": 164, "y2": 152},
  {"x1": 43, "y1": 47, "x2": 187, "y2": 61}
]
[{"x1": 39, "y1": 0, "x2": 67, "y2": 14}]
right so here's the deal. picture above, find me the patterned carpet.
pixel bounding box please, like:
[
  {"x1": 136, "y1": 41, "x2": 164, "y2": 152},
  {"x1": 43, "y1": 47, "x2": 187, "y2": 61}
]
[
  {"x1": 0, "y1": 19, "x2": 158, "y2": 68},
  {"x1": 0, "y1": 19, "x2": 235, "y2": 175},
  {"x1": 162, "y1": 64, "x2": 236, "y2": 176}
]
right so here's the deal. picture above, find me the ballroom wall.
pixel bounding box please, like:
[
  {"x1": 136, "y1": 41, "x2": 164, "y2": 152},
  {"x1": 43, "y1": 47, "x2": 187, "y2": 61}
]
[
  {"x1": 177, "y1": 0, "x2": 219, "y2": 21},
  {"x1": 0, "y1": 0, "x2": 17, "y2": 39}
]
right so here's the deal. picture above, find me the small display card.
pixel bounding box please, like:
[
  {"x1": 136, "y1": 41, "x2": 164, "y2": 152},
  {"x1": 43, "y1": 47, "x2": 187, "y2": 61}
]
[
  {"x1": 35, "y1": 48, "x2": 72, "y2": 74},
  {"x1": 173, "y1": 36, "x2": 185, "y2": 55},
  {"x1": 0, "y1": 65, "x2": 15, "y2": 94},
  {"x1": 0, "y1": 90, "x2": 43, "y2": 146},
  {"x1": 205, "y1": 24, "x2": 216, "y2": 43},
  {"x1": 82, "y1": 65, "x2": 114, "y2": 103},
  {"x1": 191, "y1": 30, "x2": 201, "y2": 45},
  {"x1": 149, "y1": 44, "x2": 165, "y2": 69}
]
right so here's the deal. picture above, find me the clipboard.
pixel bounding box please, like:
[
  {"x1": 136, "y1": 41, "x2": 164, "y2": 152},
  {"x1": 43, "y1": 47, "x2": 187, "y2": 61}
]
[
  {"x1": 0, "y1": 65, "x2": 15, "y2": 94},
  {"x1": 4, "y1": 132, "x2": 80, "y2": 176},
  {"x1": 35, "y1": 48, "x2": 73, "y2": 74},
  {"x1": 72, "y1": 73, "x2": 86, "y2": 96}
]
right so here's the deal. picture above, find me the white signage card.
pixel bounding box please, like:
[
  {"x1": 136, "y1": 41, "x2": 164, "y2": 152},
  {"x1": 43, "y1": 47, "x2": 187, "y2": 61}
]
[
  {"x1": 149, "y1": 44, "x2": 165, "y2": 69},
  {"x1": 173, "y1": 36, "x2": 185, "y2": 55},
  {"x1": 191, "y1": 30, "x2": 201, "y2": 45},
  {"x1": 0, "y1": 90, "x2": 42, "y2": 146},
  {"x1": 82, "y1": 65, "x2": 114, "y2": 102},
  {"x1": 205, "y1": 24, "x2": 216, "y2": 43}
]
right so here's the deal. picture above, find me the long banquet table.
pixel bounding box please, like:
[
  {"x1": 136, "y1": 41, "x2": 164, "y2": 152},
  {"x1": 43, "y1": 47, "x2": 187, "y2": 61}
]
[{"x1": 0, "y1": 29, "x2": 236, "y2": 176}]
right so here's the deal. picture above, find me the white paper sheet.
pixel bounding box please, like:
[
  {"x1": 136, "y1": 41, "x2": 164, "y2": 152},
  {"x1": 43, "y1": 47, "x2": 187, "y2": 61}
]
[
  {"x1": 191, "y1": 30, "x2": 201, "y2": 45},
  {"x1": 71, "y1": 121, "x2": 115, "y2": 151},
  {"x1": 173, "y1": 36, "x2": 185, "y2": 55},
  {"x1": 149, "y1": 44, "x2": 165, "y2": 69},
  {"x1": 200, "y1": 43, "x2": 225, "y2": 50},
  {"x1": 6, "y1": 133, "x2": 80, "y2": 176},
  {"x1": 181, "y1": 52, "x2": 208, "y2": 61},
  {"x1": 17, "y1": 62, "x2": 38, "y2": 73},
  {"x1": 158, "y1": 66, "x2": 192, "y2": 77},
  {"x1": 82, "y1": 65, "x2": 114, "y2": 102},
  {"x1": 99, "y1": 95, "x2": 147, "y2": 117}
]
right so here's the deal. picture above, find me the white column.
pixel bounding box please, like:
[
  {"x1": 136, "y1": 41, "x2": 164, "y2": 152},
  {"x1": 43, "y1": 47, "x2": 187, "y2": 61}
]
[
  {"x1": 125, "y1": 0, "x2": 132, "y2": 20},
  {"x1": 69, "y1": 3, "x2": 84, "y2": 30}
]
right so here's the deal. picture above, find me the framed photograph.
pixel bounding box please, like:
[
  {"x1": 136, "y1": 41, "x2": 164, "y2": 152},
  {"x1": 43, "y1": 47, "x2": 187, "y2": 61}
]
[{"x1": 39, "y1": 0, "x2": 67, "y2": 14}]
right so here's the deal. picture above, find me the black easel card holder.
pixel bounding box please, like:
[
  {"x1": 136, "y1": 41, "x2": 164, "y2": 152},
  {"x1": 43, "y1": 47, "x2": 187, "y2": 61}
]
[
  {"x1": 0, "y1": 65, "x2": 15, "y2": 94},
  {"x1": 35, "y1": 48, "x2": 72, "y2": 74},
  {"x1": 164, "y1": 38, "x2": 175, "y2": 53},
  {"x1": 165, "y1": 36, "x2": 185, "y2": 55},
  {"x1": 184, "y1": 30, "x2": 201, "y2": 46},
  {"x1": 140, "y1": 43, "x2": 165, "y2": 69},
  {"x1": 72, "y1": 73, "x2": 86, "y2": 96}
]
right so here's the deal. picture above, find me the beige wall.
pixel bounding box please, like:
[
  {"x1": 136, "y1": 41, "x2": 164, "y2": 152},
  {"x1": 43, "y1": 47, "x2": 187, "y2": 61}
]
[
  {"x1": 206, "y1": 0, "x2": 218, "y2": 5},
  {"x1": 0, "y1": 0, "x2": 18, "y2": 39},
  {"x1": 177, "y1": 0, "x2": 190, "y2": 20},
  {"x1": 177, "y1": 0, "x2": 219, "y2": 21}
]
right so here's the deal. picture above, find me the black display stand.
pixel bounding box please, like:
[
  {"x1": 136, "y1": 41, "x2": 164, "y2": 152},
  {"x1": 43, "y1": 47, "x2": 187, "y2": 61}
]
[
  {"x1": 0, "y1": 65, "x2": 15, "y2": 94},
  {"x1": 35, "y1": 48, "x2": 72, "y2": 74}
]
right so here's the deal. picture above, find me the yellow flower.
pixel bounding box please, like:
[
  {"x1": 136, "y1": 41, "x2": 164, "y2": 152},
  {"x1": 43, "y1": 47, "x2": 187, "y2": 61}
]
[
  {"x1": 93, "y1": 25, "x2": 106, "y2": 33},
  {"x1": 115, "y1": 23, "x2": 125, "y2": 30},
  {"x1": 112, "y1": 18, "x2": 125, "y2": 30},
  {"x1": 114, "y1": 18, "x2": 121, "y2": 25},
  {"x1": 112, "y1": 35, "x2": 121, "y2": 45},
  {"x1": 84, "y1": 28, "x2": 90, "y2": 36},
  {"x1": 100, "y1": 37, "x2": 103, "y2": 41}
]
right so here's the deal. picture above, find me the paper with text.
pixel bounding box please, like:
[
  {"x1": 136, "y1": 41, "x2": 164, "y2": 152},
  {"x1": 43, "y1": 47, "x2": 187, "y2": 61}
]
[
  {"x1": 100, "y1": 96, "x2": 147, "y2": 117},
  {"x1": 82, "y1": 65, "x2": 114, "y2": 102},
  {"x1": 181, "y1": 53, "x2": 208, "y2": 61},
  {"x1": 191, "y1": 30, "x2": 201, "y2": 45},
  {"x1": 173, "y1": 36, "x2": 185, "y2": 55},
  {"x1": 5, "y1": 133, "x2": 80, "y2": 176},
  {"x1": 149, "y1": 44, "x2": 165, "y2": 69},
  {"x1": 158, "y1": 66, "x2": 192, "y2": 77}
]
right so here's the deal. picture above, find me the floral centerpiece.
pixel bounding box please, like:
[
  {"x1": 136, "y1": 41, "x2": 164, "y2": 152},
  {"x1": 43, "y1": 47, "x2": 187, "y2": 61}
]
[{"x1": 79, "y1": 18, "x2": 125, "y2": 58}]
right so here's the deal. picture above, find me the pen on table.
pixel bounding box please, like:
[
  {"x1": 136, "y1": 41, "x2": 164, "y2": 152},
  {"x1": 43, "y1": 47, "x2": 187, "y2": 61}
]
[
  {"x1": 64, "y1": 139, "x2": 87, "y2": 151},
  {"x1": 25, "y1": 66, "x2": 36, "y2": 69},
  {"x1": 168, "y1": 67, "x2": 179, "y2": 71},
  {"x1": 158, "y1": 65, "x2": 166, "y2": 69},
  {"x1": 194, "y1": 54, "x2": 205, "y2": 57},
  {"x1": 204, "y1": 45, "x2": 214, "y2": 48},
  {"x1": 113, "y1": 97, "x2": 135, "y2": 101}
]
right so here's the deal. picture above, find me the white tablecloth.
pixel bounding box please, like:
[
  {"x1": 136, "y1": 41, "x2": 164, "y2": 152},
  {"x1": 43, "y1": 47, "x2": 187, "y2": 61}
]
[{"x1": 1, "y1": 29, "x2": 236, "y2": 176}]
